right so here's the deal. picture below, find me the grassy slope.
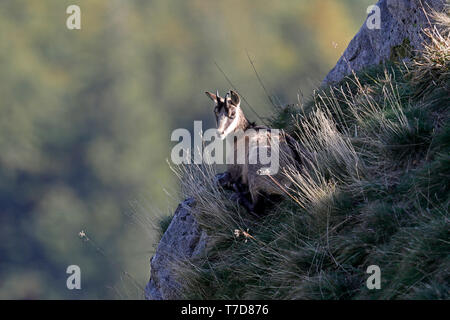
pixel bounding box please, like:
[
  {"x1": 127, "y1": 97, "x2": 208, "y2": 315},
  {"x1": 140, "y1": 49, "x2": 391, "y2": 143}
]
[{"x1": 163, "y1": 14, "x2": 450, "y2": 299}]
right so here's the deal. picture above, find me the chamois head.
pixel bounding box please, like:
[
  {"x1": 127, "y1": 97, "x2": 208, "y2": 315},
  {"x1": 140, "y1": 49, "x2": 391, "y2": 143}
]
[{"x1": 205, "y1": 90, "x2": 242, "y2": 140}]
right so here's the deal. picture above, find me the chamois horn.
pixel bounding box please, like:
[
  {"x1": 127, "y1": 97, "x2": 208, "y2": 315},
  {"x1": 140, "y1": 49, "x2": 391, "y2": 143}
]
[{"x1": 224, "y1": 92, "x2": 229, "y2": 107}]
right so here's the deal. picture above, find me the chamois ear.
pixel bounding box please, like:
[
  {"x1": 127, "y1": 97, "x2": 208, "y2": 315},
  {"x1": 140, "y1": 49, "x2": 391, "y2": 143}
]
[
  {"x1": 205, "y1": 91, "x2": 218, "y2": 104},
  {"x1": 230, "y1": 90, "x2": 240, "y2": 107}
]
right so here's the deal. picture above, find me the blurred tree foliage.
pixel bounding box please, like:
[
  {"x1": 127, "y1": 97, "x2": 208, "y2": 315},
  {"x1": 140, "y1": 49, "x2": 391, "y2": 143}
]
[{"x1": 0, "y1": 0, "x2": 372, "y2": 299}]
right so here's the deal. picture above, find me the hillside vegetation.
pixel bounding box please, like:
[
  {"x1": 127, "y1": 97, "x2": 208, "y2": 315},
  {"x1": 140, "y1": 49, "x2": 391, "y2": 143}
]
[{"x1": 165, "y1": 12, "x2": 449, "y2": 299}]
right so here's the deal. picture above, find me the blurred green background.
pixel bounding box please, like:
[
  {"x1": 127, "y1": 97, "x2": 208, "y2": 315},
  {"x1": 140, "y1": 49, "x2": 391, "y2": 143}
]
[{"x1": 0, "y1": 0, "x2": 373, "y2": 299}]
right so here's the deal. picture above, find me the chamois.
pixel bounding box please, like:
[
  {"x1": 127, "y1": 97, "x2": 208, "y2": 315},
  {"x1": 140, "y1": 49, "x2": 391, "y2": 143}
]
[{"x1": 205, "y1": 90, "x2": 300, "y2": 215}]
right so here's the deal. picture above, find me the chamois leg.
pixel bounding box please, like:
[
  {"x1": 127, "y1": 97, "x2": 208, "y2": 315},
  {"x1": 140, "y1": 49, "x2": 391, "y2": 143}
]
[
  {"x1": 225, "y1": 181, "x2": 254, "y2": 214},
  {"x1": 232, "y1": 181, "x2": 248, "y2": 194},
  {"x1": 241, "y1": 190, "x2": 284, "y2": 216},
  {"x1": 250, "y1": 194, "x2": 266, "y2": 216},
  {"x1": 236, "y1": 193, "x2": 257, "y2": 216},
  {"x1": 228, "y1": 181, "x2": 249, "y2": 205},
  {"x1": 235, "y1": 191, "x2": 266, "y2": 217}
]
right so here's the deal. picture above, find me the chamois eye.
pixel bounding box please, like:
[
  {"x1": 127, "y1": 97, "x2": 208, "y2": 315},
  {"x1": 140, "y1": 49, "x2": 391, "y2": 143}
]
[{"x1": 229, "y1": 110, "x2": 236, "y2": 118}]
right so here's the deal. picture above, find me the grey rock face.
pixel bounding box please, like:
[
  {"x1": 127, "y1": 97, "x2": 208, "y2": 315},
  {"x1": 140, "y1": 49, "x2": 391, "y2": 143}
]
[
  {"x1": 322, "y1": 0, "x2": 446, "y2": 85},
  {"x1": 145, "y1": 198, "x2": 207, "y2": 300}
]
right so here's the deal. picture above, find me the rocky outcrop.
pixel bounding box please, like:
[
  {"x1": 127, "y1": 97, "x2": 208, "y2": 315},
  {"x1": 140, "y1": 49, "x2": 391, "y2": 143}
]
[
  {"x1": 323, "y1": 0, "x2": 446, "y2": 85},
  {"x1": 145, "y1": 0, "x2": 447, "y2": 300},
  {"x1": 145, "y1": 198, "x2": 207, "y2": 300}
]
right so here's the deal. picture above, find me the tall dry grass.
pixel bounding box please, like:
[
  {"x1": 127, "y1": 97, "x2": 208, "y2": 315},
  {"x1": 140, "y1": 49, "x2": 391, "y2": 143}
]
[{"x1": 158, "y1": 10, "x2": 450, "y2": 299}]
